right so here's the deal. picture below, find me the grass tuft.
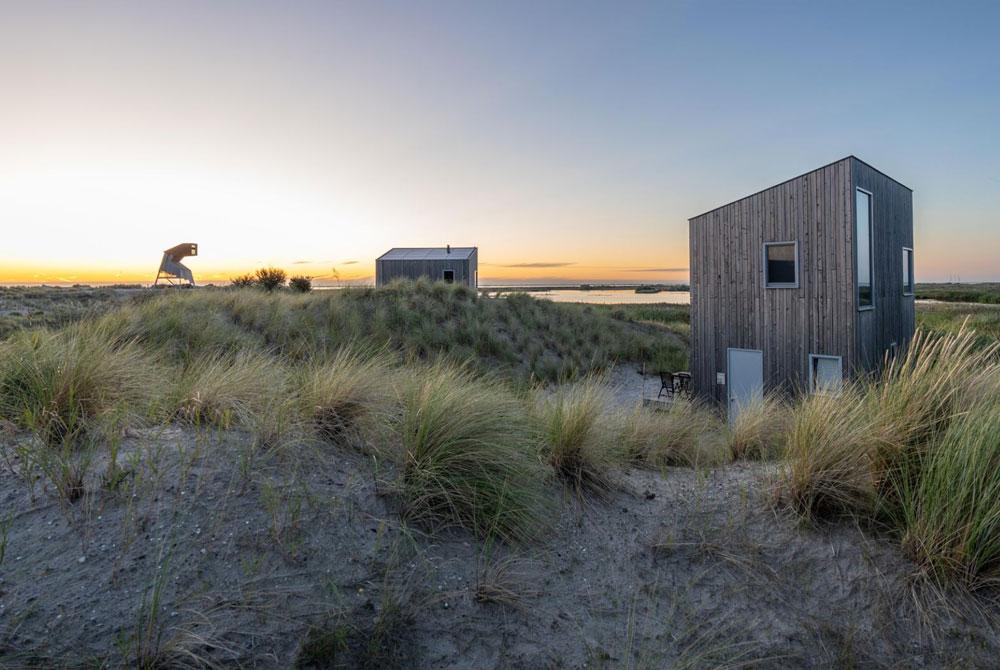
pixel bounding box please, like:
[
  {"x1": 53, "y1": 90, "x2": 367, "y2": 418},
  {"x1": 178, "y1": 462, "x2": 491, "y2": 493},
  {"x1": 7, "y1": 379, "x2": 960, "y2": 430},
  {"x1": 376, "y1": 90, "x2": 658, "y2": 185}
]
[
  {"x1": 0, "y1": 324, "x2": 160, "y2": 444},
  {"x1": 390, "y1": 364, "x2": 547, "y2": 542},
  {"x1": 535, "y1": 378, "x2": 619, "y2": 497},
  {"x1": 726, "y1": 395, "x2": 788, "y2": 461},
  {"x1": 298, "y1": 348, "x2": 393, "y2": 443},
  {"x1": 620, "y1": 400, "x2": 725, "y2": 468}
]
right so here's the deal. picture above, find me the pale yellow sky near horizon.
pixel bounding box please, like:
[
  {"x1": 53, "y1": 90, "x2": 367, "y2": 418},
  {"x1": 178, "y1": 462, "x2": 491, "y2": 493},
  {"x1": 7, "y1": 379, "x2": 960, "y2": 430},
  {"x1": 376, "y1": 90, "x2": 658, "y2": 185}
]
[{"x1": 1, "y1": 3, "x2": 997, "y2": 285}]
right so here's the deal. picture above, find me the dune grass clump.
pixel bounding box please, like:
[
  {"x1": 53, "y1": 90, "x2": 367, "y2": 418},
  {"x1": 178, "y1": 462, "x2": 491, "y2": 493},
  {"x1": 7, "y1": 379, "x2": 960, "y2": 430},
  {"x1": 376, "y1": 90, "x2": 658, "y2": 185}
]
[
  {"x1": 726, "y1": 395, "x2": 788, "y2": 461},
  {"x1": 620, "y1": 400, "x2": 724, "y2": 468},
  {"x1": 299, "y1": 348, "x2": 393, "y2": 442},
  {"x1": 391, "y1": 364, "x2": 547, "y2": 542},
  {"x1": 781, "y1": 387, "x2": 882, "y2": 519},
  {"x1": 897, "y1": 400, "x2": 1000, "y2": 588},
  {"x1": 172, "y1": 351, "x2": 290, "y2": 431},
  {"x1": 0, "y1": 325, "x2": 161, "y2": 444},
  {"x1": 781, "y1": 325, "x2": 1000, "y2": 586},
  {"x1": 535, "y1": 378, "x2": 619, "y2": 497}
]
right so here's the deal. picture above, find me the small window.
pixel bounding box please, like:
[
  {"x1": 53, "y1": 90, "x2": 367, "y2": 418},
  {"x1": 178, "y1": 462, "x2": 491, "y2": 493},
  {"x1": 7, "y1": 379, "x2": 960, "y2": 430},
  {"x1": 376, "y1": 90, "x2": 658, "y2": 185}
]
[
  {"x1": 856, "y1": 188, "x2": 874, "y2": 309},
  {"x1": 442, "y1": 269, "x2": 455, "y2": 284},
  {"x1": 902, "y1": 247, "x2": 914, "y2": 295},
  {"x1": 763, "y1": 241, "x2": 798, "y2": 288},
  {"x1": 809, "y1": 354, "x2": 843, "y2": 394}
]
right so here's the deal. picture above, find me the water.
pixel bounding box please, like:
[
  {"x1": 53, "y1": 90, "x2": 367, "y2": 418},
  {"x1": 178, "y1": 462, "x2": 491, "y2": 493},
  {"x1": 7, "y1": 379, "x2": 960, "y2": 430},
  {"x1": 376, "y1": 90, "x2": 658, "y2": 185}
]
[{"x1": 492, "y1": 288, "x2": 690, "y2": 305}]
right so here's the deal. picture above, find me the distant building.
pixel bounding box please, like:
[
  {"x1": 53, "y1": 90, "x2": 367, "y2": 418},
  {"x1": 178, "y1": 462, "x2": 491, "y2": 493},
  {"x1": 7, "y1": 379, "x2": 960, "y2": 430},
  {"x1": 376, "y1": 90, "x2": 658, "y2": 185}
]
[
  {"x1": 375, "y1": 246, "x2": 478, "y2": 288},
  {"x1": 688, "y1": 156, "x2": 915, "y2": 418}
]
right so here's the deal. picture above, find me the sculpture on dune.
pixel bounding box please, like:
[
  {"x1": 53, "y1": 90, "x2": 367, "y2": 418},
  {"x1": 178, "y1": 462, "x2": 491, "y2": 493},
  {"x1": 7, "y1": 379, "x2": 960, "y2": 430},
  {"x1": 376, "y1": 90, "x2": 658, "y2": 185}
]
[{"x1": 154, "y1": 243, "x2": 198, "y2": 287}]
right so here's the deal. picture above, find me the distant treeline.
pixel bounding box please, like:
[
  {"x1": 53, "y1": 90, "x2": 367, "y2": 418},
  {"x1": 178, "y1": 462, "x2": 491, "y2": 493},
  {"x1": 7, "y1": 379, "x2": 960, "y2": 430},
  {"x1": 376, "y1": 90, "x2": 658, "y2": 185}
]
[{"x1": 915, "y1": 283, "x2": 1000, "y2": 304}]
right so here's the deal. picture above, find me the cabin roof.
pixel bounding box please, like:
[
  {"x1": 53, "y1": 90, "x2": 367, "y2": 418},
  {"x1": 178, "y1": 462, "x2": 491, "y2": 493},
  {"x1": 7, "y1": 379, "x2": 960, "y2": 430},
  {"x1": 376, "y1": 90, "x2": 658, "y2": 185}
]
[
  {"x1": 377, "y1": 247, "x2": 477, "y2": 261},
  {"x1": 688, "y1": 156, "x2": 912, "y2": 221}
]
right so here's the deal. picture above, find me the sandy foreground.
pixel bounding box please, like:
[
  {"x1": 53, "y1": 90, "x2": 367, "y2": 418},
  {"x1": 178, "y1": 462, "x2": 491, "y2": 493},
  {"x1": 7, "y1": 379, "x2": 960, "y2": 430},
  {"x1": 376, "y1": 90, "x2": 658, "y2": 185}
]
[{"x1": 1, "y1": 421, "x2": 998, "y2": 669}]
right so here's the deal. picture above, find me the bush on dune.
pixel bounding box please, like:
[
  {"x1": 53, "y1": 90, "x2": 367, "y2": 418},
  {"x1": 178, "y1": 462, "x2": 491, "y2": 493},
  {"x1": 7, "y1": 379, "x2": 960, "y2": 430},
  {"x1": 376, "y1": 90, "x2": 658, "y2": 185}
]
[{"x1": 389, "y1": 364, "x2": 547, "y2": 542}]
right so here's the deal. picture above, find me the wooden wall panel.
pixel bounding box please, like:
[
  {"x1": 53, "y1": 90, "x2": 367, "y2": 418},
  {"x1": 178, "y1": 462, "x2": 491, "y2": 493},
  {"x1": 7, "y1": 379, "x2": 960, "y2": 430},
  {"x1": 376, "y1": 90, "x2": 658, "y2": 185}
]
[
  {"x1": 375, "y1": 252, "x2": 477, "y2": 288},
  {"x1": 851, "y1": 158, "x2": 915, "y2": 371},
  {"x1": 689, "y1": 158, "x2": 857, "y2": 404}
]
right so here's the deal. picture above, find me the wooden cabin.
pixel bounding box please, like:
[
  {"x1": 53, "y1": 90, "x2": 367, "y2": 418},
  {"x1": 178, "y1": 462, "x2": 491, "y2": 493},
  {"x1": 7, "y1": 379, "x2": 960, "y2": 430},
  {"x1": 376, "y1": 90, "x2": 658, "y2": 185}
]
[
  {"x1": 375, "y1": 246, "x2": 479, "y2": 288},
  {"x1": 688, "y1": 156, "x2": 914, "y2": 417}
]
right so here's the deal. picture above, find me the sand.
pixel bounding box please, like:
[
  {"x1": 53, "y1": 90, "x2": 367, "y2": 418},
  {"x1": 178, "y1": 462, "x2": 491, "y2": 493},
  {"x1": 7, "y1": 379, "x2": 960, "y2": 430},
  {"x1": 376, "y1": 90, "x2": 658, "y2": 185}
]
[{"x1": 1, "y1": 425, "x2": 998, "y2": 669}]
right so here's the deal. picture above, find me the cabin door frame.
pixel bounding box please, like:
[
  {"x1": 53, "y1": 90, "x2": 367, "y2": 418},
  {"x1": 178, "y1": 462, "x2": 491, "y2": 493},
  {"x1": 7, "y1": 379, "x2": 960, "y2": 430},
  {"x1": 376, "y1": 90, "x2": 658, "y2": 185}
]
[{"x1": 726, "y1": 348, "x2": 763, "y2": 424}]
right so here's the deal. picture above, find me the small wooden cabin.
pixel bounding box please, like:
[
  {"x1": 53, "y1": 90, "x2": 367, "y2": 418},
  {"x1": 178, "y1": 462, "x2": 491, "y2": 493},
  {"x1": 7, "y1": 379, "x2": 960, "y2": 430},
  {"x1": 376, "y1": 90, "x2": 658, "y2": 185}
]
[
  {"x1": 688, "y1": 156, "x2": 914, "y2": 417},
  {"x1": 375, "y1": 246, "x2": 478, "y2": 288}
]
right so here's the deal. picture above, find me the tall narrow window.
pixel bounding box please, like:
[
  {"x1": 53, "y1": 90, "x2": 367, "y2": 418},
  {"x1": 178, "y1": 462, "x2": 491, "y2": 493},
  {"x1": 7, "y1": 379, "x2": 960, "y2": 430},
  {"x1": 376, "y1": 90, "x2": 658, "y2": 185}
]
[
  {"x1": 763, "y1": 241, "x2": 798, "y2": 288},
  {"x1": 902, "y1": 247, "x2": 914, "y2": 295},
  {"x1": 856, "y1": 189, "x2": 873, "y2": 308}
]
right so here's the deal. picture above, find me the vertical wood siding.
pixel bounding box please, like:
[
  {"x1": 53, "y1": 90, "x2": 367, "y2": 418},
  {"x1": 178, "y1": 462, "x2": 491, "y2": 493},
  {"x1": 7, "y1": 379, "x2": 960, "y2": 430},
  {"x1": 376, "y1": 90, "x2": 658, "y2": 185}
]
[
  {"x1": 689, "y1": 159, "x2": 857, "y2": 404},
  {"x1": 851, "y1": 158, "x2": 915, "y2": 372},
  {"x1": 375, "y1": 250, "x2": 478, "y2": 288},
  {"x1": 689, "y1": 157, "x2": 914, "y2": 405}
]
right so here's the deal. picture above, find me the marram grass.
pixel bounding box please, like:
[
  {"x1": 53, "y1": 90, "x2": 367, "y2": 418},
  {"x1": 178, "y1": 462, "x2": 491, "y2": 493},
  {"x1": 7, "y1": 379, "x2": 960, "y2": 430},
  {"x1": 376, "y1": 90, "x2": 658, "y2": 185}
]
[
  {"x1": 535, "y1": 377, "x2": 619, "y2": 497},
  {"x1": 781, "y1": 325, "x2": 1000, "y2": 585},
  {"x1": 390, "y1": 364, "x2": 548, "y2": 542}
]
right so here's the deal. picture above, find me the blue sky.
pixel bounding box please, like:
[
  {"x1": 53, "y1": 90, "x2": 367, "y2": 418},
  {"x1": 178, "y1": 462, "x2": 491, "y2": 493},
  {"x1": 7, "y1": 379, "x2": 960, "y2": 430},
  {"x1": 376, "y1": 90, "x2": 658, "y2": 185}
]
[{"x1": 1, "y1": 1, "x2": 997, "y2": 282}]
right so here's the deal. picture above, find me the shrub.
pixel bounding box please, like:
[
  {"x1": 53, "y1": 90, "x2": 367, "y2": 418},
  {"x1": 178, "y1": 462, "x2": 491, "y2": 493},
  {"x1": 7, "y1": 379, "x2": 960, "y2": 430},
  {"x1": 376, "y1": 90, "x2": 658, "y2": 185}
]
[
  {"x1": 230, "y1": 273, "x2": 257, "y2": 288},
  {"x1": 390, "y1": 364, "x2": 547, "y2": 542},
  {"x1": 535, "y1": 378, "x2": 618, "y2": 497},
  {"x1": 255, "y1": 267, "x2": 287, "y2": 292},
  {"x1": 289, "y1": 276, "x2": 312, "y2": 293},
  {"x1": 0, "y1": 325, "x2": 161, "y2": 444},
  {"x1": 726, "y1": 395, "x2": 788, "y2": 461},
  {"x1": 620, "y1": 400, "x2": 725, "y2": 468}
]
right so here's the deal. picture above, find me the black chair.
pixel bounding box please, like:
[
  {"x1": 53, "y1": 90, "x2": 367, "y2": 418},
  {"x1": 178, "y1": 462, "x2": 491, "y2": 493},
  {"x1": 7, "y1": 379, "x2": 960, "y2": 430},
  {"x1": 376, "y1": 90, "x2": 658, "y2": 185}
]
[{"x1": 657, "y1": 371, "x2": 675, "y2": 399}]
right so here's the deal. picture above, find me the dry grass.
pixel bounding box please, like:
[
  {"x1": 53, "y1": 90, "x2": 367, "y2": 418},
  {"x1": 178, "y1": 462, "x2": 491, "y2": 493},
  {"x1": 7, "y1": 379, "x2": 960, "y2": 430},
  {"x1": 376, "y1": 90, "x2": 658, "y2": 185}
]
[
  {"x1": 620, "y1": 400, "x2": 725, "y2": 468},
  {"x1": 781, "y1": 325, "x2": 1000, "y2": 585},
  {"x1": 0, "y1": 323, "x2": 161, "y2": 444},
  {"x1": 297, "y1": 348, "x2": 394, "y2": 444},
  {"x1": 171, "y1": 351, "x2": 291, "y2": 431},
  {"x1": 535, "y1": 378, "x2": 620, "y2": 497},
  {"x1": 726, "y1": 395, "x2": 789, "y2": 461},
  {"x1": 390, "y1": 364, "x2": 548, "y2": 542}
]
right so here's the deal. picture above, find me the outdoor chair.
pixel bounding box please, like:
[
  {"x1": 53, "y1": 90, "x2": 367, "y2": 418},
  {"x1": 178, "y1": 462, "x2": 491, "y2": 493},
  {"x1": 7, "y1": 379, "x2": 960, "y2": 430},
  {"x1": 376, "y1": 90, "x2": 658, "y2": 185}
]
[{"x1": 657, "y1": 371, "x2": 675, "y2": 399}]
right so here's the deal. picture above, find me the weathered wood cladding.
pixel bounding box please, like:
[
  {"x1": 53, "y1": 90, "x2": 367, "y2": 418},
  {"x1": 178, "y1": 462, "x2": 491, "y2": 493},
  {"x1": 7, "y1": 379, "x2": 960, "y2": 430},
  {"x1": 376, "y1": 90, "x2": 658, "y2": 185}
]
[
  {"x1": 375, "y1": 250, "x2": 478, "y2": 288},
  {"x1": 689, "y1": 157, "x2": 911, "y2": 404},
  {"x1": 851, "y1": 158, "x2": 915, "y2": 372}
]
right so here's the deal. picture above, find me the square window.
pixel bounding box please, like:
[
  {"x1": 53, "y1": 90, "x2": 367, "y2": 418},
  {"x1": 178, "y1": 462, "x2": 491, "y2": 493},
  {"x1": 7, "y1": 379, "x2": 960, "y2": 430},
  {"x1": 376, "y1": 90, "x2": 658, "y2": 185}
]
[
  {"x1": 442, "y1": 269, "x2": 455, "y2": 284},
  {"x1": 764, "y1": 242, "x2": 798, "y2": 287}
]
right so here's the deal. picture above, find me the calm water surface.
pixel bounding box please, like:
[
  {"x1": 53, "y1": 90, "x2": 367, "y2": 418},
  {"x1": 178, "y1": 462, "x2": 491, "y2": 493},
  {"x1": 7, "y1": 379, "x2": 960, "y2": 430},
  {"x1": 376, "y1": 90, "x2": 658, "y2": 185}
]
[{"x1": 501, "y1": 289, "x2": 690, "y2": 305}]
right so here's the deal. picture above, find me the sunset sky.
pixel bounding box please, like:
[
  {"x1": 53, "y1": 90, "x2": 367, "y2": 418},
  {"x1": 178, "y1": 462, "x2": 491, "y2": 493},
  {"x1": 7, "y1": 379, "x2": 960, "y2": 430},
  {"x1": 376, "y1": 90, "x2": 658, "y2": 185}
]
[{"x1": 1, "y1": 1, "x2": 997, "y2": 285}]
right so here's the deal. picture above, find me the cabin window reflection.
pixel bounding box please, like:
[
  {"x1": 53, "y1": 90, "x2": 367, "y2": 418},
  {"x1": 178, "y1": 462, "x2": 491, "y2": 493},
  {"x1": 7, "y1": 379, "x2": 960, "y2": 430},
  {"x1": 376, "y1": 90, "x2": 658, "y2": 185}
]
[
  {"x1": 763, "y1": 241, "x2": 798, "y2": 288},
  {"x1": 856, "y1": 189, "x2": 873, "y2": 308},
  {"x1": 902, "y1": 247, "x2": 914, "y2": 295}
]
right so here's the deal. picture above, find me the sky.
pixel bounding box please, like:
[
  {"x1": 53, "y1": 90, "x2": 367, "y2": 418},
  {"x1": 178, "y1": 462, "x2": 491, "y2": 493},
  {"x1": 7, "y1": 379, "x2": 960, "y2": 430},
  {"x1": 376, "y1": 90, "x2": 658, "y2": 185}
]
[{"x1": 1, "y1": 1, "x2": 998, "y2": 285}]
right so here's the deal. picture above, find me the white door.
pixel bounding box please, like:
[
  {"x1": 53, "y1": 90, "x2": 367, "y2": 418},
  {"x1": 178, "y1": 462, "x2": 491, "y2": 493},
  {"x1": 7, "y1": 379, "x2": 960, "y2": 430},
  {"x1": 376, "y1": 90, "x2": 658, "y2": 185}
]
[{"x1": 727, "y1": 348, "x2": 763, "y2": 423}]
